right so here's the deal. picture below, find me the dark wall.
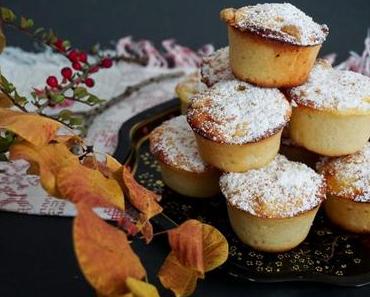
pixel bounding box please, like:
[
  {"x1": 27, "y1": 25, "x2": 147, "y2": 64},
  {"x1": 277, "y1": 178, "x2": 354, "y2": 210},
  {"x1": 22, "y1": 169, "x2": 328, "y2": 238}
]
[{"x1": 1, "y1": 0, "x2": 369, "y2": 62}]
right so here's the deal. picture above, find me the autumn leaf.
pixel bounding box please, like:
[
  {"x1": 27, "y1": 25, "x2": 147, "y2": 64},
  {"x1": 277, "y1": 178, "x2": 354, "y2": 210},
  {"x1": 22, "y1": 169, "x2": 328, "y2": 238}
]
[
  {"x1": 73, "y1": 203, "x2": 146, "y2": 297},
  {"x1": 168, "y1": 219, "x2": 204, "y2": 275},
  {"x1": 124, "y1": 277, "x2": 160, "y2": 297},
  {"x1": 122, "y1": 166, "x2": 162, "y2": 220},
  {"x1": 57, "y1": 163, "x2": 124, "y2": 210},
  {"x1": 0, "y1": 92, "x2": 12, "y2": 108},
  {"x1": 106, "y1": 155, "x2": 122, "y2": 174},
  {"x1": 158, "y1": 253, "x2": 199, "y2": 297},
  {"x1": 0, "y1": 108, "x2": 62, "y2": 146},
  {"x1": 122, "y1": 166, "x2": 162, "y2": 243},
  {"x1": 9, "y1": 141, "x2": 79, "y2": 196},
  {"x1": 158, "y1": 220, "x2": 229, "y2": 297}
]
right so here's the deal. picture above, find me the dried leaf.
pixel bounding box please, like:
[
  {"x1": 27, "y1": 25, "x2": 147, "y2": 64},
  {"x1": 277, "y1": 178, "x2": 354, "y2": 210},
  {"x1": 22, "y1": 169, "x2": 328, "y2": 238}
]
[
  {"x1": 0, "y1": 108, "x2": 62, "y2": 146},
  {"x1": 159, "y1": 220, "x2": 229, "y2": 297},
  {"x1": 122, "y1": 166, "x2": 162, "y2": 243},
  {"x1": 125, "y1": 277, "x2": 160, "y2": 297},
  {"x1": 202, "y1": 223, "x2": 229, "y2": 272},
  {"x1": 73, "y1": 203, "x2": 146, "y2": 296},
  {"x1": 158, "y1": 252, "x2": 198, "y2": 297},
  {"x1": 122, "y1": 166, "x2": 162, "y2": 219},
  {"x1": 57, "y1": 163, "x2": 124, "y2": 210},
  {"x1": 0, "y1": 92, "x2": 12, "y2": 107},
  {"x1": 168, "y1": 220, "x2": 204, "y2": 275},
  {"x1": 9, "y1": 142, "x2": 79, "y2": 196},
  {"x1": 106, "y1": 155, "x2": 122, "y2": 174}
]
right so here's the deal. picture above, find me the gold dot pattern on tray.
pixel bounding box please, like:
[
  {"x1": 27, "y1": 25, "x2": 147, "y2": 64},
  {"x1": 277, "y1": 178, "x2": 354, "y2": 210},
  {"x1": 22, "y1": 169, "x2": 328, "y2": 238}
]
[{"x1": 132, "y1": 140, "x2": 370, "y2": 278}]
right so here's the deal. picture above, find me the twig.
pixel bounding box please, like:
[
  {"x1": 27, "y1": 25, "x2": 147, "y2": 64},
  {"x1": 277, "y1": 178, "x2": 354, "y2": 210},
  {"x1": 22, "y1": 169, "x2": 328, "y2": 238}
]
[{"x1": 72, "y1": 70, "x2": 184, "y2": 133}]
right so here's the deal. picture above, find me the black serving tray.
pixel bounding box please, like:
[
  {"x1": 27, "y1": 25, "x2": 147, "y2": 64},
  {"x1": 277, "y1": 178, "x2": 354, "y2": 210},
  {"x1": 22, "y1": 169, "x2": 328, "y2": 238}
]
[{"x1": 113, "y1": 98, "x2": 370, "y2": 287}]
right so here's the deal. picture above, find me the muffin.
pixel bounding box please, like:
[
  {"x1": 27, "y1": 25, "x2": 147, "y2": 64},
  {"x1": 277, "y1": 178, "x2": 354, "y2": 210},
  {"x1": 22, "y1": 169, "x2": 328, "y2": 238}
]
[
  {"x1": 187, "y1": 80, "x2": 291, "y2": 172},
  {"x1": 200, "y1": 47, "x2": 234, "y2": 87},
  {"x1": 288, "y1": 60, "x2": 370, "y2": 156},
  {"x1": 318, "y1": 143, "x2": 370, "y2": 233},
  {"x1": 220, "y1": 154, "x2": 326, "y2": 252},
  {"x1": 175, "y1": 72, "x2": 207, "y2": 114},
  {"x1": 220, "y1": 3, "x2": 328, "y2": 87},
  {"x1": 150, "y1": 115, "x2": 219, "y2": 198}
]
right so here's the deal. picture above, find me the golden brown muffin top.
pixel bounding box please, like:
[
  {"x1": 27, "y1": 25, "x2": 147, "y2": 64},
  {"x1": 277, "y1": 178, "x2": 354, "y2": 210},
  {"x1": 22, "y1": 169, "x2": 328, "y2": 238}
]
[
  {"x1": 220, "y1": 3, "x2": 328, "y2": 46},
  {"x1": 220, "y1": 154, "x2": 326, "y2": 218},
  {"x1": 187, "y1": 80, "x2": 291, "y2": 144},
  {"x1": 288, "y1": 60, "x2": 370, "y2": 113},
  {"x1": 200, "y1": 47, "x2": 234, "y2": 87},
  {"x1": 150, "y1": 115, "x2": 209, "y2": 173},
  {"x1": 317, "y1": 143, "x2": 370, "y2": 202}
]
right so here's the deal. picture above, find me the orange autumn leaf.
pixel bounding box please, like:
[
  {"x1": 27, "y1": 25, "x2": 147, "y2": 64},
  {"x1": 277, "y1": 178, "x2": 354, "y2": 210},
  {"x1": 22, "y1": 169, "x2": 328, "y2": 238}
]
[
  {"x1": 106, "y1": 155, "x2": 122, "y2": 174},
  {"x1": 159, "y1": 220, "x2": 229, "y2": 297},
  {"x1": 122, "y1": 166, "x2": 162, "y2": 219},
  {"x1": 73, "y1": 203, "x2": 146, "y2": 297},
  {"x1": 9, "y1": 142, "x2": 79, "y2": 196},
  {"x1": 168, "y1": 219, "x2": 204, "y2": 275},
  {"x1": 0, "y1": 92, "x2": 12, "y2": 108},
  {"x1": 158, "y1": 252, "x2": 198, "y2": 297},
  {"x1": 57, "y1": 163, "x2": 124, "y2": 210},
  {"x1": 0, "y1": 108, "x2": 62, "y2": 146}
]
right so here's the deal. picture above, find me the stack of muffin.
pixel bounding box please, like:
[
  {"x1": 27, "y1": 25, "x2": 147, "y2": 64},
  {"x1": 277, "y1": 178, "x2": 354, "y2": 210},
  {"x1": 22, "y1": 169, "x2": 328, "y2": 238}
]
[{"x1": 150, "y1": 3, "x2": 370, "y2": 252}]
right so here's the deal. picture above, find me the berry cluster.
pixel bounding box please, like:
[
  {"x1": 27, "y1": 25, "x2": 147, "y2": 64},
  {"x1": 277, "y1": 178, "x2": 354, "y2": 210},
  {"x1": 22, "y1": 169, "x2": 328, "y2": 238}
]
[{"x1": 45, "y1": 40, "x2": 113, "y2": 92}]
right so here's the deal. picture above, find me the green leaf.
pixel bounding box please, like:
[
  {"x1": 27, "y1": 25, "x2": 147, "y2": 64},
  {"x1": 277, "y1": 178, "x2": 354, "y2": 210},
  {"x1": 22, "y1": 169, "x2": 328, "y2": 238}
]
[
  {"x1": 73, "y1": 87, "x2": 88, "y2": 99},
  {"x1": 33, "y1": 27, "x2": 45, "y2": 35},
  {"x1": 20, "y1": 16, "x2": 34, "y2": 29},
  {"x1": 13, "y1": 91, "x2": 28, "y2": 106},
  {"x1": 50, "y1": 93, "x2": 65, "y2": 103},
  {"x1": 58, "y1": 109, "x2": 72, "y2": 120},
  {"x1": 69, "y1": 116, "x2": 83, "y2": 126},
  {"x1": 62, "y1": 40, "x2": 71, "y2": 49},
  {"x1": 0, "y1": 7, "x2": 16, "y2": 22},
  {"x1": 0, "y1": 132, "x2": 14, "y2": 153}
]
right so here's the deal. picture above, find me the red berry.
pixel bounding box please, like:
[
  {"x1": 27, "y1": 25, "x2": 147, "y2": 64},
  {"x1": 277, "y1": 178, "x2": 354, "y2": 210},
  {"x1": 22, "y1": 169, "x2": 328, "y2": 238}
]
[
  {"x1": 79, "y1": 52, "x2": 88, "y2": 63},
  {"x1": 61, "y1": 67, "x2": 73, "y2": 80},
  {"x1": 72, "y1": 62, "x2": 82, "y2": 71},
  {"x1": 89, "y1": 65, "x2": 99, "y2": 73},
  {"x1": 54, "y1": 39, "x2": 65, "y2": 52},
  {"x1": 101, "y1": 58, "x2": 113, "y2": 68},
  {"x1": 46, "y1": 76, "x2": 58, "y2": 88},
  {"x1": 84, "y1": 78, "x2": 95, "y2": 88},
  {"x1": 68, "y1": 50, "x2": 79, "y2": 63}
]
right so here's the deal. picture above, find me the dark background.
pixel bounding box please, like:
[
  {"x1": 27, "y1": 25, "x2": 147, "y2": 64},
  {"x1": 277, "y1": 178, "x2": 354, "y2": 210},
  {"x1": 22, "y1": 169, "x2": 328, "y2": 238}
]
[
  {"x1": 1, "y1": 0, "x2": 369, "y2": 62},
  {"x1": 0, "y1": 1, "x2": 370, "y2": 297}
]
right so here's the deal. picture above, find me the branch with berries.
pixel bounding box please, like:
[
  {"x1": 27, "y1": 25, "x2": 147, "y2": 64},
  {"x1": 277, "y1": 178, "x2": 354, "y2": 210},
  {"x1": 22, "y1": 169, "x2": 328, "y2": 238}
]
[{"x1": 0, "y1": 7, "x2": 185, "y2": 134}]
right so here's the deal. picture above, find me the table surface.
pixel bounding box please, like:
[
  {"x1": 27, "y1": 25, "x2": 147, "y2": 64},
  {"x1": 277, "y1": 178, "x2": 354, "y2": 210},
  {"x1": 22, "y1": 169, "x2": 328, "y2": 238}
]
[{"x1": 1, "y1": 211, "x2": 370, "y2": 297}]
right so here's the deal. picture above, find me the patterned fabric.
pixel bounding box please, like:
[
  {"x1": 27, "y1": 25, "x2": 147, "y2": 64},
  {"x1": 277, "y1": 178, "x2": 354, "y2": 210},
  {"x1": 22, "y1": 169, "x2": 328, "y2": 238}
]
[{"x1": 0, "y1": 47, "x2": 191, "y2": 218}]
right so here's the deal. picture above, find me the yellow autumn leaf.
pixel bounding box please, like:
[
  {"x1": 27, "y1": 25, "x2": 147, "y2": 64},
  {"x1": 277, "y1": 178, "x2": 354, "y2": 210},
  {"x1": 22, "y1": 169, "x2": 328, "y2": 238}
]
[
  {"x1": 9, "y1": 141, "x2": 79, "y2": 196},
  {"x1": 73, "y1": 203, "x2": 146, "y2": 297},
  {"x1": 125, "y1": 277, "x2": 160, "y2": 297},
  {"x1": 158, "y1": 252, "x2": 198, "y2": 297},
  {"x1": 57, "y1": 163, "x2": 124, "y2": 210},
  {"x1": 159, "y1": 220, "x2": 229, "y2": 297},
  {"x1": 0, "y1": 108, "x2": 62, "y2": 146}
]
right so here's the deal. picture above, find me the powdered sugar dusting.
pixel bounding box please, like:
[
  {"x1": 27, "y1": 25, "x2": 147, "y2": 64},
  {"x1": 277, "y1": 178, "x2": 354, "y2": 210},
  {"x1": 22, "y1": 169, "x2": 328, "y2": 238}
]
[
  {"x1": 200, "y1": 47, "x2": 234, "y2": 87},
  {"x1": 187, "y1": 80, "x2": 291, "y2": 144},
  {"x1": 228, "y1": 3, "x2": 328, "y2": 46},
  {"x1": 149, "y1": 115, "x2": 207, "y2": 173},
  {"x1": 318, "y1": 143, "x2": 370, "y2": 202},
  {"x1": 290, "y1": 60, "x2": 370, "y2": 112},
  {"x1": 220, "y1": 154, "x2": 325, "y2": 218}
]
